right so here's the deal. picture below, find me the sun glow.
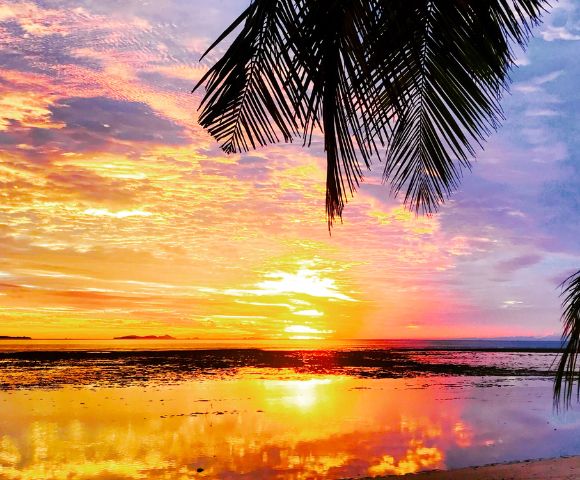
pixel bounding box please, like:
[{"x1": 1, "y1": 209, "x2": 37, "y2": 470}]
[
  {"x1": 284, "y1": 324, "x2": 334, "y2": 339},
  {"x1": 191, "y1": 260, "x2": 362, "y2": 339},
  {"x1": 293, "y1": 309, "x2": 324, "y2": 317},
  {"x1": 285, "y1": 325, "x2": 331, "y2": 334},
  {"x1": 254, "y1": 267, "x2": 356, "y2": 302}
]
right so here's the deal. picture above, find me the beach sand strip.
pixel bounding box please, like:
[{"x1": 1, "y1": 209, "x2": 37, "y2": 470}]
[{"x1": 353, "y1": 456, "x2": 580, "y2": 479}]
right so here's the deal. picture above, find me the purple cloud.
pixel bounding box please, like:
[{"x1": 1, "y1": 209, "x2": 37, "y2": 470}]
[{"x1": 495, "y1": 254, "x2": 543, "y2": 275}]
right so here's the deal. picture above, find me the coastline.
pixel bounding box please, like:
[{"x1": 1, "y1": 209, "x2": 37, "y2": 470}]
[{"x1": 351, "y1": 456, "x2": 580, "y2": 479}]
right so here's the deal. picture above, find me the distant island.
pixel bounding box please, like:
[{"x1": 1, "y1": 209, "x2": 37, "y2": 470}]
[
  {"x1": 114, "y1": 335, "x2": 176, "y2": 340},
  {"x1": 0, "y1": 336, "x2": 31, "y2": 340}
]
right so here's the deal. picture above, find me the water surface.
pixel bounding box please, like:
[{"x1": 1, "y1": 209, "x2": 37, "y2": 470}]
[{"x1": 1, "y1": 340, "x2": 579, "y2": 479}]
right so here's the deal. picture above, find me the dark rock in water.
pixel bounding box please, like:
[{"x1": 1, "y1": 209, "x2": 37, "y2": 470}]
[
  {"x1": 196, "y1": 467, "x2": 204, "y2": 473},
  {"x1": 114, "y1": 335, "x2": 176, "y2": 340}
]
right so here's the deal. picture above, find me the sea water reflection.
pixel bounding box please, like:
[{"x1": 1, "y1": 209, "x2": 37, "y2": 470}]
[{"x1": 1, "y1": 371, "x2": 580, "y2": 479}]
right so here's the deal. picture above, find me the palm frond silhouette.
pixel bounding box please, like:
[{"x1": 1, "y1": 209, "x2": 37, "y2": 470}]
[
  {"x1": 555, "y1": 271, "x2": 580, "y2": 407},
  {"x1": 194, "y1": 0, "x2": 547, "y2": 221}
]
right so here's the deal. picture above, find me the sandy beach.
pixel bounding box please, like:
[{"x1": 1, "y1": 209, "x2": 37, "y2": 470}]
[{"x1": 357, "y1": 456, "x2": 580, "y2": 479}]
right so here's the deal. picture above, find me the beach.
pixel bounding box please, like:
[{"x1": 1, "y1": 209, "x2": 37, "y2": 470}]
[{"x1": 361, "y1": 456, "x2": 580, "y2": 479}]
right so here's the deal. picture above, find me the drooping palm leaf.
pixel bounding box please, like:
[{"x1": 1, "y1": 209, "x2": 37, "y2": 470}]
[
  {"x1": 375, "y1": 0, "x2": 546, "y2": 213},
  {"x1": 194, "y1": 0, "x2": 548, "y2": 221},
  {"x1": 554, "y1": 271, "x2": 580, "y2": 408},
  {"x1": 193, "y1": 0, "x2": 302, "y2": 153},
  {"x1": 194, "y1": 0, "x2": 391, "y2": 225},
  {"x1": 288, "y1": 0, "x2": 390, "y2": 224}
]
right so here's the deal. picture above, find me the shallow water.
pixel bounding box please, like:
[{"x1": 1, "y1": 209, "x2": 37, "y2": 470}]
[
  {"x1": 0, "y1": 342, "x2": 579, "y2": 479},
  {"x1": 1, "y1": 374, "x2": 579, "y2": 479},
  {"x1": 0, "y1": 343, "x2": 559, "y2": 390}
]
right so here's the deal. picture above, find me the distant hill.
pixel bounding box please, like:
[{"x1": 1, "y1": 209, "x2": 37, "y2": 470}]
[
  {"x1": 114, "y1": 335, "x2": 176, "y2": 340},
  {"x1": 0, "y1": 336, "x2": 31, "y2": 340}
]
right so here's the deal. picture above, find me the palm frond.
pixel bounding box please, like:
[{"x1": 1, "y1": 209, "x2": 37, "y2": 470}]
[
  {"x1": 554, "y1": 270, "x2": 580, "y2": 408},
  {"x1": 376, "y1": 0, "x2": 546, "y2": 213},
  {"x1": 194, "y1": 0, "x2": 549, "y2": 219},
  {"x1": 193, "y1": 0, "x2": 301, "y2": 153},
  {"x1": 289, "y1": 0, "x2": 388, "y2": 225}
]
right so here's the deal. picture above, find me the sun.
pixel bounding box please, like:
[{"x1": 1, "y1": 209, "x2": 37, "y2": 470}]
[
  {"x1": 284, "y1": 325, "x2": 334, "y2": 340},
  {"x1": 215, "y1": 259, "x2": 361, "y2": 339},
  {"x1": 254, "y1": 267, "x2": 355, "y2": 302}
]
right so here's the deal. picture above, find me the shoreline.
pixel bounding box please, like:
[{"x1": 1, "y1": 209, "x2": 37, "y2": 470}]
[
  {"x1": 351, "y1": 456, "x2": 580, "y2": 479},
  {"x1": 0, "y1": 347, "x2": 558, "y2": 390}
]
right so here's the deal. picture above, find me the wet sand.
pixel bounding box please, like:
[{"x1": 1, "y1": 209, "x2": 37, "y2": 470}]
[
  {"x1": 0, "y1": 347, "x2": 557, "y2": 390},
  {"x1": 359, "y1": 456, "x2": 580, "y2": 479}
]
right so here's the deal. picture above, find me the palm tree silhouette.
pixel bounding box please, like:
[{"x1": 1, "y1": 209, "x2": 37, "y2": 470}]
[
  {"x1": 556, "y1": 272, "x2": 580, "y2": 406},
  {"x1": 192, "y1": 0, "x2": 579, "y2": 405}
]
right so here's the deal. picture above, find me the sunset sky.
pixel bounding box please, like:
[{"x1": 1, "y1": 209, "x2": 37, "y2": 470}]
[{"x1": 0, "y1": 0, "x2": 579, "y2": 339}]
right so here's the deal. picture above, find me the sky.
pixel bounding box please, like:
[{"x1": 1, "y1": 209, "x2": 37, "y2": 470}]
[{"x1": 0, "y1": 0, "x2": 579, "y2": 339}]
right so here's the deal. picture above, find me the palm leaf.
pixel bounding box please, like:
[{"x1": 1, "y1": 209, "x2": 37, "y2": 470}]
[
  {"x1": 192, "y1": 0, "x2": 302, "y2": 153},
  {"x1": 194, "y1": 0, "x2": 548, "y2": 220},
  {"x1": 554, "y1": 271, "x2": 580, "y2": 408},
  {"x1": 375, "y1": 0, "x2": 546, "y2": 213},
  {"x1": 288, "y1": 0, "x2": 388, "y2": 224}
]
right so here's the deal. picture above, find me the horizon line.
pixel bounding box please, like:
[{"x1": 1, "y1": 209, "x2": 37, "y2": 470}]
[{"x1": 0, "y1": 336, "x2": 562, "y2": 341}]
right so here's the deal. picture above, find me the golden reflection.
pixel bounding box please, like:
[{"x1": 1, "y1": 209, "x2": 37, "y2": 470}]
[
  {"x1": 0, "y1": 374, "x2": 482, "y2": 479},
  {"x1": 0, "y1": 436, "x2": 21, "y2": 467},
  {"x1": 268, "y1": 378, "x2": 334, "y2": 410},
  {"x1": 368, "y1": 440, "x2": 444, "y2": 476},
  {"x1": 453, "y1": 421, "x2": 474, "y2": 448}
]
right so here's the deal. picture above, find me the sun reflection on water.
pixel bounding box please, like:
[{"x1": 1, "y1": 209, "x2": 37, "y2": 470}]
[
  {"x1": 3, "y1": 368, "x2": 575, "y2": 479},
  {"x1": 268, "y1": 378, "x2": 334, "y2": 410},
  {"x1": 0, "y1": 373, "x2": 475, "y2": 479}
]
